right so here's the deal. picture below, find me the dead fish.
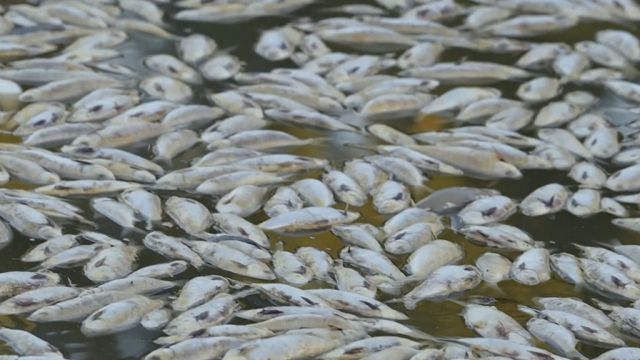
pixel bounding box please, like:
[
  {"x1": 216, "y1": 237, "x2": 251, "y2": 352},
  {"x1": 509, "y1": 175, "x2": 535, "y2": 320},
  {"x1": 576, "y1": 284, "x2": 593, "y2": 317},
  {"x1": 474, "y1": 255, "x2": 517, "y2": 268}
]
[
  {"x1": 404, "y1": 240, "x2": 465, "y2": 280},
  {"x1": 0, "y1": 203, "x2": 61, "y2": 240},
  {"x1": 510, "y1": 248, "x2": 551, "y2": 286},
  {"x1": 119, "y1": 189, "x2": 162, "y2": 229},
  {"x1": 273, "y1": 250, "x2": 312, "y2": 285},
  {"x1": 420, "y1": 87, "x2": 501, "y2": 115},
  {"x1": 568, "y1": 162, "x2": 607, "y2": 188},
  {"x1": 460, "y1": 223, "x2": 536, "y2": 251},
  {"x1": 534, "y1": 101, "x2": 584, "y2": 128},
  {"x1": 0, "y1": 327, "x2": 63, "y2": 358},
  {"x1": 372, "y1": 180, "x2": 411, "y2": 214},
  {"x1": 260, "y1": 207, "x2": 359, "y2": 233},
  {"x1": 143, "y1": 232, "x2": 204, "y2": 269},
  {"x1": 140, "y1": 76, "x2": 193, "y2": 104},
  {"x1": 211, "y1": 213, "x2": 269, "y2": 248},
  {"x1": 550, "y1": 253, "x2": 584, "y2": 285},
  {"x1": 517, "y1": 77, "x2": 561, "y2": 103},
  {"x1": 385, "y1": 223, "x2": 437, "y2": 255},
  {"x1": 21, "y1": 235, "x2": 78, "y2": 263},
  {"x1": 128, "y1": 261, "x2": 188, "y2": 280},
  {"x1": 606, "y1": 164, "x2": 640, "y2": 191},
  {"x1": 340, "y1": 246, "x2": 405, "y2": 281},
  {"x1": 189, "y1": 241, "x2": 274, "y2": 280},
  {"x1": 35, "y1": 180, "x2": 142, "y2": 197},
  {"x1": 144, "y1": 54, "x2": 202, "y2": 85},
  {"x1": 331, "y1": 224, "x2": 383, "y2": 252},
  {"x1": 534, "y1": 297, "x2": 613, "y2": 329},
  {"x1": 19, "y1": 77, "x2": 123, "y2": 103},
  {"x1": 456, "y1": 195, "x2": 516, "y2": 225},
  {"x1": 28, "y1": 291, "x2": 134, "y2": 323},
  {"x1": 207, "y1": 130, "x2": 312, "y2": 150},
  {"x1": 223, "y1": 334, "x2": 339, "y2": 360},
  {"x1": 333, "y1": 263, "x2": 376, "y2": 298},
  {"x1": 567, "y1": 189, "x2": 601, "y2": 217},
  {"x1": 255, "y1": 27, "x2": 299, "y2": 61},
  {"x1": 291, "y1": 178, "x2": 336, "y2": 207},
  {"x1": 263, "y1": 186, "x2": 304, "y2": 218},
  {"x1": 485, "y1": 14, "x2": 577, "y2": 37},
  {"x1": 576, "y1": 41, "x2": 631, "y2": 70},
  {"x1": 580, "y1": 258, "x2": 640, "y2": 301},
  {"x1": 172, "y1": 275, "x2": 229, "y2": 312},
  {"x1": 153, "y1": 129, "x2": 199, "y2": 162},
  {"x1": 519, "y1": 183, "x2": 570, "y2": 216},
  {"x1": 593, "y1": 348, "x2": 640, "y2": 360},
  {"x1": 416, "y1": 187, "x2": 500, "y2": 214},
  {"x1": 322, "y1": 170, "x2": 367, "y2": 207},
  {"x1": 81, "y1": 295, "x2": 163, "y2": 337},
  {"x1": 601, "y1": 197, "x2": 629, "y2": 217},
  {"x1": 83, "y1": 245, "x2": 139, "y2": 284},
  {"x1": 409, "y1": 145, "x2": 522, "y2": 179},
  {"x1": 397, "y1": 43, "x2": 444, "y2": 69},
  {"x1": 461, "y1": 303, "x2": 532, "y2": 344},
  {"x1": 402, "y1": 61, "x2": 530, "y2": 84},
  {"x1": 343, "y1": 159, "x2": 388, "y2": 194},
  {"x1": 553, "y1": 52, "x2": 590, "y2": 80},
  {"x1": 177, "y1": 34, "x2": 217, "y2": 65},
  {"x1": 519, "y1": 305, "x2": 625, "y2": 348},
  {"x1": 449, "y1": 337, "x2": 568, "y2": 360},
  {"x1": 596, "y1": 30, "x2": 640, "y2": 62},
  {"x1": 90, "y1": 197, "x2": 138, "y2": 230},
  {"x1": 475, "y1": 252, "x2": 512, "y2": 285},
  {"x1": 145, "y1": 336, "x2": 242, "y2": 360},
  {"x1": 403, "y1": 265, "x2": 481, "y2": 309},
  {"x1": 80, "y1": 277, "x2": 175, "y2": 297},
  {"x1": 296, "y1": 247, "x2": 333, "y2": 282}
]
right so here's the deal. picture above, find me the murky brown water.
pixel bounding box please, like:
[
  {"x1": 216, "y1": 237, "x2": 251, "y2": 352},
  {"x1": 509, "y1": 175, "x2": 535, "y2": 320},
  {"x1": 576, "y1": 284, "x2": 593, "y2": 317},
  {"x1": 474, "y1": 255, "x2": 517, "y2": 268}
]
[{"x1": 1, "y1": 1, "x2": 640, "y2": 359}]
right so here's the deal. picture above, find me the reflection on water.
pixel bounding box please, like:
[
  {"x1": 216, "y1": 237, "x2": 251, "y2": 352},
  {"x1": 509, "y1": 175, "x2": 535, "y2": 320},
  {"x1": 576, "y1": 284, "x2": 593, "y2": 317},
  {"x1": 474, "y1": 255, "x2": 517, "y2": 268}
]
[{"x1": 0, "y1": 1, "x2": 639, "y2": 359}]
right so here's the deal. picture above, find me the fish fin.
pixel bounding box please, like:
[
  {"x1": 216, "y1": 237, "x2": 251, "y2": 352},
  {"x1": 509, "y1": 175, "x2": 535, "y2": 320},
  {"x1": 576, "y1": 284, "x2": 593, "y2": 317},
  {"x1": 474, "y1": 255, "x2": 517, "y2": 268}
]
[
  {"x1": 122, "y1": 226, "x2": 145, "y2": 236},
  {"x1": 231, "y1": 287, "x2": 259, "y2": 299},
  {"x1": 413, "y1": 183, "x2": 434, "y2": 194},
  {"x1": 449, "y1": 214, "x2": 464, "y2": 231},
  {"x1": 516, "y1": 304, "x2": 539, "y2": 316},
  {"x1": 594, "y1": 238, "x2": 622, "y2": 250},
  {"x1": 154, "y1": 335, "x2": 182, "y2": 346},
  {"x1": 341, "y1": 142, "x2": 378, "y2": 153},
  {"x1": 337, "y1": 112, "x2": 368, "y2": 129},
  {"x1": 590, "y1": 298, "x2": 615, "y2": 312},
  {"x1": 274, "y1": 241, "x2": 284, "y2": 251},
  {"x1": 446, "y1": 298, "x2": 467, "y2": 307},
  {"x1": 483, "y1": 282, "x2": 506, "y2": 298}
]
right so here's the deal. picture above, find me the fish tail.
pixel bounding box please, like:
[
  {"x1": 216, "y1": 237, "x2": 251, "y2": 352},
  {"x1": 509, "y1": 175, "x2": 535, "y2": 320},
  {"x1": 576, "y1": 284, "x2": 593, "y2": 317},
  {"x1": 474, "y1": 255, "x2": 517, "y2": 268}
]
[
  {"x1": 484, "y1": 282, "x2": 507, "y2": 297},
  {"x1": 590, "y1": 298, "x2": 614, "y2": 312},
  {"x1": 516, "y1": 304, "x2": 539, "y2": 316},
  {"x1": 341, "y1": 142, "x2": 378, "y2": 152},
  {"x1": 232, "y1": 287, "x2": 259, "y2": 299},
  {"x1": 337, "y1": 112, "x2": 368, "y2": 129},
  {"x1": 449, "y1": 214, "x2": 464, "y2": 231}
]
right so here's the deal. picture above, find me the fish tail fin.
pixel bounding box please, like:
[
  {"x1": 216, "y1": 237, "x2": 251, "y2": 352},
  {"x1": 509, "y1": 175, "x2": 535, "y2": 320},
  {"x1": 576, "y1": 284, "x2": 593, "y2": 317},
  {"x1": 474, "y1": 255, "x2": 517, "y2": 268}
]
[
  {"x1": 484, "y1": 282, "x2": 507, "y2": 297},
  {"x1": 449, "y1": 214, "x2": 464, "y2": 231},
  {"x1": 231, "y1": 287, "x2": 259, "y2": 299},
  {"x1": 341, "y1": 142, "x2": 378, "y2": 152},
  {"x1": 516, "y1": 304, "x2": 539, "y2": 316},
  {"x1": 337, "y1": 112, "x2": 368, "y2": 129},
  {"x1": 590, "y1": 298, "x2": 614, "y2": 312}
]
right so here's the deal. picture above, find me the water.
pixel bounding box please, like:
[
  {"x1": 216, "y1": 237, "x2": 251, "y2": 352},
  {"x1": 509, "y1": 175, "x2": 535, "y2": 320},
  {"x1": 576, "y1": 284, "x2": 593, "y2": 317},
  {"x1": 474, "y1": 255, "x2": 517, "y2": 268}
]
[{"x1": 1, "y1": 1, "x2": 640, "y2": 359}]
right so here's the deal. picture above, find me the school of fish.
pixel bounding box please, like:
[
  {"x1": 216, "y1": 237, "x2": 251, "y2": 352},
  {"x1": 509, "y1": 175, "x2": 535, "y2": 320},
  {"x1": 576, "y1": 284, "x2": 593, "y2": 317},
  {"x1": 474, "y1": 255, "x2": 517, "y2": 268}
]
[{"x1": 1, "y1": 0, "x2": 640, "y2": 359}]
